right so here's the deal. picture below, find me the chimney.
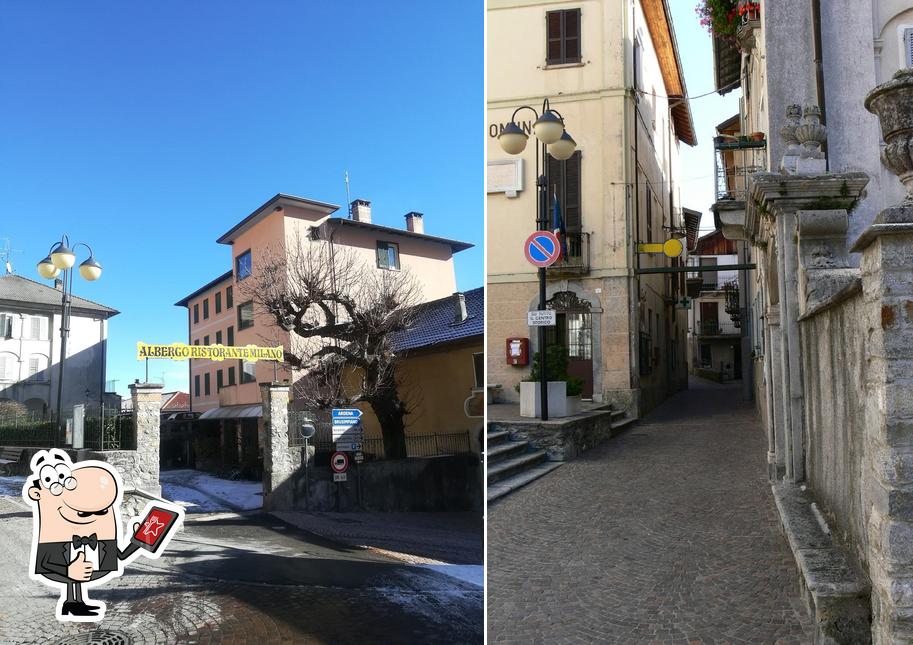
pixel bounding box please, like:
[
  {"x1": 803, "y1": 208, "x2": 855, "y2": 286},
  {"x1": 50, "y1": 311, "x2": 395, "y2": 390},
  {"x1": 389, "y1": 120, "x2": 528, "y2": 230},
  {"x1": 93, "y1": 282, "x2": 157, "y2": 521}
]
[
  {"x1": 453, "y1": 292, "x2": 468, "y2": 323},
  {"x1": 350, "y1": 199, "x2": 371, "y2": 223},
  {"x1": 405, "y1": 211, "x2": 424, "y2": 234}
]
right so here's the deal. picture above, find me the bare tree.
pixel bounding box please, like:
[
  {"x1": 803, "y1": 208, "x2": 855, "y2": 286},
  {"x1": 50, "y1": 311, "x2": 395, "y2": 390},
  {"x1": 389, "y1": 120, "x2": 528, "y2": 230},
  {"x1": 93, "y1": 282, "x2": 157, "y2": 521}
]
[{"x1": 242, "y1": 233, "x2": 421, "y2": 459}]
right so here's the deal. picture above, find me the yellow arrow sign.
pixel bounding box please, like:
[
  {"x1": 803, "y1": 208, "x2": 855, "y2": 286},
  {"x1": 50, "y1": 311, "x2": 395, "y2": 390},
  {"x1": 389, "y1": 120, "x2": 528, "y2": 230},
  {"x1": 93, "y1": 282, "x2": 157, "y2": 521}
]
[{"x1": 637, "y1": 238, "x2": 684, "y2": 258}]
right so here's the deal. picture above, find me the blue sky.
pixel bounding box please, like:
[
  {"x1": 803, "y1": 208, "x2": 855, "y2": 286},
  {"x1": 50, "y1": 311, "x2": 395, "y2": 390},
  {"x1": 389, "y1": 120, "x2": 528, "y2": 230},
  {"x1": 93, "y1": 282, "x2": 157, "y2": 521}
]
[
  {"x1": 0, "y1": 2, "x2": 482, "y2": 396},
  {"x1": 668, "y1": 2, "x2": 742, "y2": 235}
]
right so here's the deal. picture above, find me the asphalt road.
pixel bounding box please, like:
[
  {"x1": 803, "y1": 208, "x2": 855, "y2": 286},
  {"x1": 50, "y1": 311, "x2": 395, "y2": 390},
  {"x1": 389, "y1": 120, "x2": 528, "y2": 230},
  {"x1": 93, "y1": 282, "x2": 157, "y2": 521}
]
[{"x1": 0, "y1": 495, "x2": 482, "y2": 644}]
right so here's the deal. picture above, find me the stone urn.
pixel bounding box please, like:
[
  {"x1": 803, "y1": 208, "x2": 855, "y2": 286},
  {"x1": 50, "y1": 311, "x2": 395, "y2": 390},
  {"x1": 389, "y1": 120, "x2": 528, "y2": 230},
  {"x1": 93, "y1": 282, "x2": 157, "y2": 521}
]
[
  {"x1": 795, "y1": 105, "x2": 827, "y2": 160},
  {"x1": 865, "y1": 68, "x2": 913, "y2": 203}
]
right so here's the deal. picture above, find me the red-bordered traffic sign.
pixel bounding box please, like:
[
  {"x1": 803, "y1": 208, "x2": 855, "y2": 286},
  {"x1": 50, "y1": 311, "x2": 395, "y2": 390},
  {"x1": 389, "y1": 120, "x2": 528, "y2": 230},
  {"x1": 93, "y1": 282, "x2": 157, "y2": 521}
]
[
  {"x1": 330, "y1": 451, "x2": 349, "y2": 474},
  {"x1": 524, "y1": 231, "x2": 562, "y2": 268}
]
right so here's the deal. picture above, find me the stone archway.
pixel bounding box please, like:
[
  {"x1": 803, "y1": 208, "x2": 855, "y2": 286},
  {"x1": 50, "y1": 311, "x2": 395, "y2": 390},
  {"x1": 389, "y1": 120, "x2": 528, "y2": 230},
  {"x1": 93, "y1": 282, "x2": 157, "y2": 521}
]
[{"x1": 528, "y1": 282, "x2": 604, "y2": 402}]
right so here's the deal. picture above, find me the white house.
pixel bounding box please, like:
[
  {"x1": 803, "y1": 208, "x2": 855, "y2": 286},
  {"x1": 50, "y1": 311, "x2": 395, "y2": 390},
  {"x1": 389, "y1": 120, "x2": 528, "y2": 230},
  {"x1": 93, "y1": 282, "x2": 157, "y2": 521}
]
[{"x1": 0, "y1": 274, "x2": 117, "y2": 417}]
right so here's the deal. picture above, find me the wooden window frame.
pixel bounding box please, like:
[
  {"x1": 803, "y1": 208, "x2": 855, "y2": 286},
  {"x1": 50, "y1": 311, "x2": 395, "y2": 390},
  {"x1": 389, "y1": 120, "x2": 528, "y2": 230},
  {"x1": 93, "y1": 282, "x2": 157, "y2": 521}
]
[{"x1": 546, "y1": 8, "x2": 582, "y2": 65}]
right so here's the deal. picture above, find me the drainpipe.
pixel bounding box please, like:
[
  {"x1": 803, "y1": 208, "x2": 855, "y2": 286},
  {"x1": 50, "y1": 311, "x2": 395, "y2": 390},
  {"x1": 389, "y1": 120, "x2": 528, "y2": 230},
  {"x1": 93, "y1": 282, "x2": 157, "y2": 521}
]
[
  {"x1": 627, "y1": 0, "x2": 641, "y2": 395},
  {"x1": 811, "y1": 0, "x2": 828, "y2": 167}
]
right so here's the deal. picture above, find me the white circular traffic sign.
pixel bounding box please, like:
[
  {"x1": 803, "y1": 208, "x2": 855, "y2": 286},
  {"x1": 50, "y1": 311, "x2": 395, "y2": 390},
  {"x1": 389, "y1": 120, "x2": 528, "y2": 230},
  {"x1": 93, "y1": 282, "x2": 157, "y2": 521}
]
[{"x1": 330, "y1": 451, "x2": 349, "y2": 474}]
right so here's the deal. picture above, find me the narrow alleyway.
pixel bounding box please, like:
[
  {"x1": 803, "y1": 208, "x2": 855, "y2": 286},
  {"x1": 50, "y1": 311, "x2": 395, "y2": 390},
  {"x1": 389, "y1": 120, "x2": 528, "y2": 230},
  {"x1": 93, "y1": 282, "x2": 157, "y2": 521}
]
[{"x1": 488, "y1": 377, "x2": 813, "y2": 644}]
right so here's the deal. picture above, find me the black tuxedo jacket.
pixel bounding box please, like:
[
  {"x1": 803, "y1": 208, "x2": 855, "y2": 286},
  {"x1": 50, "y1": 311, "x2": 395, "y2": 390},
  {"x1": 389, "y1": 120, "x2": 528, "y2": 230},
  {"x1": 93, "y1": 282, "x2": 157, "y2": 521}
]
[{"x1": 35, "y1": 539, "x2": 128, "y2": 578}]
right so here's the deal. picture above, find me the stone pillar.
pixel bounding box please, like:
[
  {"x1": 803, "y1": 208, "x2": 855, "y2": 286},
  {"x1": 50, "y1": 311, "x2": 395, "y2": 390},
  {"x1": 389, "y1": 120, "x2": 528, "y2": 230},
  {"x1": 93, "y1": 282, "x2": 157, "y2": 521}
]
[
  {"x1": 128, "y1": 382, "x2": 162, "y2": 498},
  {"x1": 260, "y1": 383, "x2": 297, "y2": 511},
  {"x1": 765, "y1": 306, "x2": 786, "y2": 481},
  {"x1": 853, "y1": 207, "x2": 913, "y2": 644},
  {"x1": 857, "y1": 70, "x2": 913, "y2": 644},
  {"x1": 747, "y1": 173, "x2": 869, "y2": 483}
]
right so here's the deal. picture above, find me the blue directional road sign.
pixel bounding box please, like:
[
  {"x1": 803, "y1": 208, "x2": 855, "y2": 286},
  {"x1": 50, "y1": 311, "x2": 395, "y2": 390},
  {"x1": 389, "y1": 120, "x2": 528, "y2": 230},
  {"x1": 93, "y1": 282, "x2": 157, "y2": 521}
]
[{"x1": 332, "y1": 408, "x2": 364, "y2": 448}]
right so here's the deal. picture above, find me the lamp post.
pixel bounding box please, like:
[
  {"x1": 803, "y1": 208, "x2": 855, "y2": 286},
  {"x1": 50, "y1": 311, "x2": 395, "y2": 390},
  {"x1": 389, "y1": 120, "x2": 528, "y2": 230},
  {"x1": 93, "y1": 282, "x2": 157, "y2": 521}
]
[
  {"x1": 37, "y1": 235, "x2": 102, "y2": 447},
  {"x1": 498, "y1": 98, "x2": 576, "y2": 421}
]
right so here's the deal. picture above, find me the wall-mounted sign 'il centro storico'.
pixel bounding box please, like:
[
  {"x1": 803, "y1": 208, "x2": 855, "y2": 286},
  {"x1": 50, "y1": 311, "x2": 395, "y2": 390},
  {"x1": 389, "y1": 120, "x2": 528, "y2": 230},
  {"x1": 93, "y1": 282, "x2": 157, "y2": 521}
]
[{"x1": 136, "y1": 342, "x2": 284, "y2": 362}]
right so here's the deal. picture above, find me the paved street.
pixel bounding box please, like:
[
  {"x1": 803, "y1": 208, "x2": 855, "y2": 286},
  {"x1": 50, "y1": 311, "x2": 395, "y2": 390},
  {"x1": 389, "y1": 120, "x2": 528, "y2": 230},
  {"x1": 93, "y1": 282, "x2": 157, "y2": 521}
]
[
  {"x1": 0, "y1": 491, "x2": 482, "y2": 643},
  {"x1": 488, "y1": 378, "x2": 813, "y2": 644}
]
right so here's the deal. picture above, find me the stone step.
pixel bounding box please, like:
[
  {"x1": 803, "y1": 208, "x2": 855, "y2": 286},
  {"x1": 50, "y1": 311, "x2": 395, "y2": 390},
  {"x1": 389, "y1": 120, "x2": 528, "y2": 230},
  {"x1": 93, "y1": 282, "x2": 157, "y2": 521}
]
[
  {"x1": 486, "y1": 440, "x2": 529, "y2": 461},
  {"x1": 486, "y1": 429, "x2": 510, "y2": 446},
  {"x1": 612, "y1": 417, "x2": 636, "y2": 434},
  {"x1": 487, "y1": 461, "x2": 563, "y2": 503},
  {"x1": 610, "y1": 409, "x2": 626, "y2": 420},
  {"x1": 487, "y1": 450, "x2": 547, "y2": 484}
]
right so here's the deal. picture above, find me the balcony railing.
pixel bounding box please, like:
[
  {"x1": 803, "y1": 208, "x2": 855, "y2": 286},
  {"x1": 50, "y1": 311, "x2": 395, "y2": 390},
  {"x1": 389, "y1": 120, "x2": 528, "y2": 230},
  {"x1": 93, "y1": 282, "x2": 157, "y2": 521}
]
[
  {"x1": 714, "y1": 136, "x2": 768, "y2": 202},
  {"x1": 548, "y1": 232, "x2": 590, "y2": 275},
  {"x1": 697, "y1": 320, "x2": 740, "y2": 337}
]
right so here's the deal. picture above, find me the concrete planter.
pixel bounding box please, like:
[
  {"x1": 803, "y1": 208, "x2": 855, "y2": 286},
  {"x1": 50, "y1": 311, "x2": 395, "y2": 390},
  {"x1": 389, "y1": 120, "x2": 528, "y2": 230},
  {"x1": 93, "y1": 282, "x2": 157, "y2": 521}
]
[
  {"x1": 519, "y1": 381, "x2": 569, "y2": 418},
  {"x1": 566, "y1": 395, "x2": 582, "y2": 416}
]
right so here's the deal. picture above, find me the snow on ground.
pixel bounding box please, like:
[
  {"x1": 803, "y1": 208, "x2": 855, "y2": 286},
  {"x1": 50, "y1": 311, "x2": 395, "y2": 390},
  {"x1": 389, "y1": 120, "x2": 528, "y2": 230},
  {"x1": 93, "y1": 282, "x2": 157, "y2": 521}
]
[
  {"x1": 0, "y1": 476, "x2": 26, "y2": 498},
  {"x1": 160, "y1": 469, "x2": 262, "y2": 513},
  {"x1": 421, "y1": 564, "x2": 484, "y2": 588}
]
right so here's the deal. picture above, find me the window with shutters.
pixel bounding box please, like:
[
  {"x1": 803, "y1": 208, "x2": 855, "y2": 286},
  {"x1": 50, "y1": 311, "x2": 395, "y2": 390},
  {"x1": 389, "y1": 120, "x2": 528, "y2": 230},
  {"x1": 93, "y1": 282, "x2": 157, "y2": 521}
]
[
  {"x1": 215, "y1": 330, "x2": 222, "y2": 344},
  {"x1": 905, "y1": 28, "x2": 913, "y2": 68},
  {"x1": 228, "y1": 366, "x2": 236, "y2": 386},
  {"x1": 0, "y1": 353, "x2": 13, "y2": 381},
  {"x1": 547, "y1": 151, "x2": 582, "y2": 232},
  {"x1": 203, "y1": 298, "x2": 209, "y2": 320},
  {"x1": 194, "y1": 374, "x2": 200, "y2": 397},
  {"x1": 204, "y1": 372, "x2": 211, "y2": 396},
  {"x1": 30, "y1": 317, "x2": 41, "y2": 340},
  {"x1": 217, "y1": 369, "x2": 224, "y2": 390},
  {"x1": 546, "y1": 9, "x2": 581, "y2": 65},
  {"x1": 193, "y1": 304, "x2": 199, "y2": 324},
  {"x1": 226, "y1": 286, "x2": 233, "y2": 309},
  {"x1": 227, "y1": 326, "x2": 234, "y2": 346},
  {"x1": 0, "y1": 314, "x2": 12, "y2": 339},
  {"x1": 28, "y1": 356, "x2": 40, "y2": 380},
  {"x1": 215, "y1": 292, "x2": 222, "y2": 314},
  {"x1": 203, "y1": 335, "x2": 210, "y2": 346}
]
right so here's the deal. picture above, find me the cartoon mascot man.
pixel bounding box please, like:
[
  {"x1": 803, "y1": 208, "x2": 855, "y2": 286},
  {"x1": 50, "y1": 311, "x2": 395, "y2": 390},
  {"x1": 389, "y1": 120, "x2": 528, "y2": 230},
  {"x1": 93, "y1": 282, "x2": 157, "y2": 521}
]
[{"x1": 22, "y1": 449, "x2": 184, "y2": 622}]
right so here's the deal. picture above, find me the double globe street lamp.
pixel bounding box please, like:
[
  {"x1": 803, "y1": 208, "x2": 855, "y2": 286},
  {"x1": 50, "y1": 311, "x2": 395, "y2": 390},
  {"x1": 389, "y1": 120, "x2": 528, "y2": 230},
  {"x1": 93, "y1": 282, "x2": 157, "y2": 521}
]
[
  {"x1": 37, "y1": 235, "x2": 102, "y2": 447},
  {"x1": 497, "y1": 98, "x2": 576, "y2": 420}
]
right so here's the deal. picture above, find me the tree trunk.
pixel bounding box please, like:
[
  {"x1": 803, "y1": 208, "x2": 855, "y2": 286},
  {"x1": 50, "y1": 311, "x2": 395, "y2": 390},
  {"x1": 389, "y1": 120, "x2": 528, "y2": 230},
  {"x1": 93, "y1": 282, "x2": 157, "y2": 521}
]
[{"x1": 370, "y1": 395, "x2": 407, "y2": 460}]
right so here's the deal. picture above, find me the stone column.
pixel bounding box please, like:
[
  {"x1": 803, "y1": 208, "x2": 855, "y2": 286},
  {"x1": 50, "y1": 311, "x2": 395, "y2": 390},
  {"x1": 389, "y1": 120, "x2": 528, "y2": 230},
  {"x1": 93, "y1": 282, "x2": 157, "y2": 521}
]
[
  {"x1": 765, "y1": 306, "x2": 786, "y2": 480},
  {"x1": 857, "y1": 70, "x2": 913, "y2": 644},
  {"x1": 854, "y1": 208, "x2": 913, "y2": 644},
  {"x1": 129, "y1": 382, "x2": 162, "y2": 498},
  {"x1": 260, "y1": 383, "x2": 297, "y2": 511}
]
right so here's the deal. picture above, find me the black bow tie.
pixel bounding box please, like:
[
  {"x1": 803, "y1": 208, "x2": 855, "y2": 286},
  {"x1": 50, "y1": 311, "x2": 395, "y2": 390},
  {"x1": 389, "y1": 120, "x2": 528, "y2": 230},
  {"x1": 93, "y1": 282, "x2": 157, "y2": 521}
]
[{"x1": 72, "y1": 533, "x2": 97, "y2": 549}]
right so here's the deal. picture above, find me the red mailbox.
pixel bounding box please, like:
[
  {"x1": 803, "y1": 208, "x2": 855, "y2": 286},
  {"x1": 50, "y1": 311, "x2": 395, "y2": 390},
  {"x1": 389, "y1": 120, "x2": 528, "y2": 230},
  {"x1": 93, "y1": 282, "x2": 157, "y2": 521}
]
[{"x1": 506, "y1": 337, "x2": 529, "y2": 366}]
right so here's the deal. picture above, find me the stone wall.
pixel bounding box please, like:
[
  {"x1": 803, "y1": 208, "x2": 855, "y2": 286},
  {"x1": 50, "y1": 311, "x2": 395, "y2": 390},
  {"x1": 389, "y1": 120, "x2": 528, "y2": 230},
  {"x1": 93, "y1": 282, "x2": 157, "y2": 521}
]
[
  {"x1": 284, "y1": 455, "x2": 482, "y2": 513},
  {"x1": 799, "y1": 286, "x2": 869, "y2": 571}
]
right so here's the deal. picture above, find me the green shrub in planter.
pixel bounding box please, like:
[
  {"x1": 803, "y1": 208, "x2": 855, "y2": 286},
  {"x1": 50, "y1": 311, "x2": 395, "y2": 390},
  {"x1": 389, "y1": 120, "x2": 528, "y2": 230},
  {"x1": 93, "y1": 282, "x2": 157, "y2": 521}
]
[{"x1": 518, "y1": 345, "x2": 585, "y2": 397}]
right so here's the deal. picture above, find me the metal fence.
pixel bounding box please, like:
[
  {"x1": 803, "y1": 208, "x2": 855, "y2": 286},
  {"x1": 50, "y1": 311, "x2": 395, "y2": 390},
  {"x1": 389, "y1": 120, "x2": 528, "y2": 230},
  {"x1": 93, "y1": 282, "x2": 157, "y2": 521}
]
[
  {"x1": 84, "y1": 407, "x2": 135, "y2": 451},
  {"x1": 287, "y1": 410, "x2": 471, "y2": 459},
  {"x1": 0, "y1": 414, "x2": 56, "y2": 447}
]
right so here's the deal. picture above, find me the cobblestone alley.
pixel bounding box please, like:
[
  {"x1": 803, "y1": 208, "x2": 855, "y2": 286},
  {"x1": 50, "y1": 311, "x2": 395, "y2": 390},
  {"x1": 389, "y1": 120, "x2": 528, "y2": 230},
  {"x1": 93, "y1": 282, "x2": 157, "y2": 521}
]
[{"x1": 488, "y1": 378, "x2": 813, "y2": 644}]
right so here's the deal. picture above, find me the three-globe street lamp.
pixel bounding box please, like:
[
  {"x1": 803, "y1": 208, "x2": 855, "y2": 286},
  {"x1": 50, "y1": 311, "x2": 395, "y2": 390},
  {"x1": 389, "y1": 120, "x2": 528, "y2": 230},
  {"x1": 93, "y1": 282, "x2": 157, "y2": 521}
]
[
  {"x1": 37, "y1": 235, "x2": 102, "y2": 447},
  {"x1": 497, "y1": 98, "x2": 576, "y2": 421}
]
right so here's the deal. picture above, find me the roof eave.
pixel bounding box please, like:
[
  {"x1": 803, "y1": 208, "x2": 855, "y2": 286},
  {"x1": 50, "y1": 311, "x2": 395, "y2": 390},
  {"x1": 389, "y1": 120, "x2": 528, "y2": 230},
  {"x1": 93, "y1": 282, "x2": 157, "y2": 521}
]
[{"x1": 216, "y1": 193, "x2": 341, "y2": 245}]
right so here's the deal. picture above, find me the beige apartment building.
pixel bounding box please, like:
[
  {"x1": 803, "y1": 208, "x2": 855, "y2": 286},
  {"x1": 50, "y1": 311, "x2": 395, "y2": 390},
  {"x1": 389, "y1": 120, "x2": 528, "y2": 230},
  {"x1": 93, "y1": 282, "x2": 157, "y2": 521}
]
[
  {"x1": 175, "y1": 193, "x2": 473, "y2": 469},
  {"x1": 487, "y1": 0, "x2": 697, "y2": 415}
]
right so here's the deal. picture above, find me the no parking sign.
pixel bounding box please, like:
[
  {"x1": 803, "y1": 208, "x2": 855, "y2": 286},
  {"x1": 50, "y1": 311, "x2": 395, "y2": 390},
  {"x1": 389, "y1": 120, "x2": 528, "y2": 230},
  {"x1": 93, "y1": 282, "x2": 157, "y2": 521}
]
[{"x1": 524, "y1": 231, "x2": 562, "y2": 268}]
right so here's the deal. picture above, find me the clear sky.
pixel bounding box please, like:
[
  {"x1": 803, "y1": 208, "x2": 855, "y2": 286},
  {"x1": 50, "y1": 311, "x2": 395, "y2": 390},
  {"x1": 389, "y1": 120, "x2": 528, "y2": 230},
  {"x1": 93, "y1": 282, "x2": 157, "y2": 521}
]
[
  {"x1": 668, "y1": 2, "x2": 742, "y2": 236},
  {"x1": 0, "y1": 2, "x2": 482, "y2": 397}
]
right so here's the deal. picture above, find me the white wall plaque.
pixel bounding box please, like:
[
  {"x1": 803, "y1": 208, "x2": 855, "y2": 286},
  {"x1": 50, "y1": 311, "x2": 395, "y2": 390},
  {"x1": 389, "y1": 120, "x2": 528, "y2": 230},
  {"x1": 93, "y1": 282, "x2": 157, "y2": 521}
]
[{"x1": 487, "y1": 158, "x2": 524, "y2": 197}]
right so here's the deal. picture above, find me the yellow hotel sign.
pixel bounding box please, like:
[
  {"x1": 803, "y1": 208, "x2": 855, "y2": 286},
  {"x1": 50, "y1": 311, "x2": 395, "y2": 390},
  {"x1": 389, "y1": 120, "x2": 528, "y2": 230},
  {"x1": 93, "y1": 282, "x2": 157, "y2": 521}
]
[{"x1": 136, "y1": 342, "x2": 284, "y2": 362}]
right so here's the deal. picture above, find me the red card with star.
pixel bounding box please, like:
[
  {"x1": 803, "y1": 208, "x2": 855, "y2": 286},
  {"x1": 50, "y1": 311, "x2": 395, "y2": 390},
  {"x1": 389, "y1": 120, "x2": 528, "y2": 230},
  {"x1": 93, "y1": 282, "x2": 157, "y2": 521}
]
[{"x1": 131, "y1": 506, "x2": 179, "y2": 552}]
